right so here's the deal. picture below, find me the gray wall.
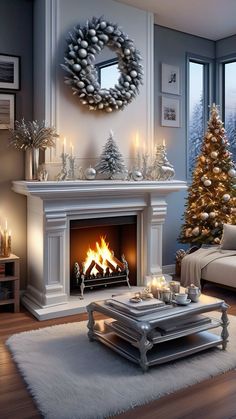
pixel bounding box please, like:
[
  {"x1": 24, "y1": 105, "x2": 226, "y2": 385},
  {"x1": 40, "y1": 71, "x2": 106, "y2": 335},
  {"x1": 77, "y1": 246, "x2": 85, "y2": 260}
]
[
  {"x1": 216, "y1": 34, "x2": 236, "y2": 58},
  {"x1": 154, "y1": 25, "x2": 215, "y2": 265},
  {"x1": 0, "y1": 0, "x2": 33, "y2": 288}
]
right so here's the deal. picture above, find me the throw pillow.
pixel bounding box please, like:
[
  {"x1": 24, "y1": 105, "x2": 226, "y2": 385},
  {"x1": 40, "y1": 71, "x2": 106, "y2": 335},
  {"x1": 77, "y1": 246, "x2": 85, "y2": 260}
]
[{"x1": 220, "y1": 224, "x2": 236, "y2": 250}]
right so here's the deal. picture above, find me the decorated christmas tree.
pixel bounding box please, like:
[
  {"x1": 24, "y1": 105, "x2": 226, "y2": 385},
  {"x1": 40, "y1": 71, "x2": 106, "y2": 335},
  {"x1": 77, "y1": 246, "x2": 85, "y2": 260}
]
[
  {"x1": 95, "y1": 131, "x2": 127, "y2": 179},
  {"x1": 179, "y1": 103, "x2": 236, "y2": 245}
]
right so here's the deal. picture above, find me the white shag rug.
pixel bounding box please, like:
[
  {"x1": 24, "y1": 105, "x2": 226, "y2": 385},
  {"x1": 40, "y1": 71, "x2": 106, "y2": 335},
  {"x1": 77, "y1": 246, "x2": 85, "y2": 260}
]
[{"x1": 6, "y1": 315, "x2": 236, "y2": 419}]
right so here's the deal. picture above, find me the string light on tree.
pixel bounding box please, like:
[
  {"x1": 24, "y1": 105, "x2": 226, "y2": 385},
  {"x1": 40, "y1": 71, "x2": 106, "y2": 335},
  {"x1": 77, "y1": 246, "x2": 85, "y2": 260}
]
[{"x1": 179, "y1": 103, "x2": 236, "y2": 245}]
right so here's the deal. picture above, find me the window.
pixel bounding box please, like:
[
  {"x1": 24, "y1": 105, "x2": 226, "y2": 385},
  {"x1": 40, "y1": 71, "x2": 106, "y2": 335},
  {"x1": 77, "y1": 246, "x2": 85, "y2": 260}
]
[
  {"x1": 188, "y1": 60, "x2": 205, "y2": 178},
  {"x1": 223, "y1": 61, "x2": 236, "y2": 163}
]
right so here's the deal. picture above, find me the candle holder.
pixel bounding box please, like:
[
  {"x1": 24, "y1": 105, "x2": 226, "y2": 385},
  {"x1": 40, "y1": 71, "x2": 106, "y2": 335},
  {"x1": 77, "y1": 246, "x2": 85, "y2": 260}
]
[
  {"x1": 142, "y1": 152, "x2": 151, "y2": 179},
  {"x1": 68, "y1": 155, "x2": 76, "y2": 180},
  {"x1": 0, "y1": 228, "x2": 11, "y2": 258},
  {"x1": 56, "y1": 152, "x2": 69, "y2": 181}
]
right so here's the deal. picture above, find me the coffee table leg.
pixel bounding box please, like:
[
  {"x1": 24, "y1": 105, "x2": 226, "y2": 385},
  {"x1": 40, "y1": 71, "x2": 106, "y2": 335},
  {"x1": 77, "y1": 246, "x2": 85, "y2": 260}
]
[
  {"x1": 139, "y1": 332, "x2": 153, "y2": 372},
  {"x1": 221, "y1": 303, "x2": 229, "y2": 350},
  {"x1": 87, "y1": 304, "x2": 95, "y2": 341}
]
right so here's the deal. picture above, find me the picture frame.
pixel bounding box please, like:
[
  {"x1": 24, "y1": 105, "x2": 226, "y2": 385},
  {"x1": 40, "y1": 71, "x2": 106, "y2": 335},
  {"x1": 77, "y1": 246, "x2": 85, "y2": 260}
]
[
  {"x1": 0, "y1": 93, "x2": 15, "y2": 129},
  {"x1": 162, "y1": 63, "x2": 180, "y2": 95},
  {"x1": 0, "y1": 54, "x2": 20, "y2": 90},
  {"x1": 161, "y1": 96, "x2": 180, "y2": 127}
]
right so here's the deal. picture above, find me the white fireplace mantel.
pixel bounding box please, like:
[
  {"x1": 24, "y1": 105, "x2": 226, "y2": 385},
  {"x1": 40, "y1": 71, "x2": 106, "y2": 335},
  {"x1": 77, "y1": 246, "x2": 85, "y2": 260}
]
[{"x1": 13, "y1": 180, "x2": 186, "y2": 319}]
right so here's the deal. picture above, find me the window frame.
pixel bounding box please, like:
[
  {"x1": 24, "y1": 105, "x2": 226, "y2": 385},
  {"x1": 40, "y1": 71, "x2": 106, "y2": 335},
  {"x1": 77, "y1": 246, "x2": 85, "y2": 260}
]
[
  {"x1": 217, "y1": 54, "x2": 236, "y2": 122},
  {"x1": 186, "y1": 53, "x2": 214, "y2": 181}
]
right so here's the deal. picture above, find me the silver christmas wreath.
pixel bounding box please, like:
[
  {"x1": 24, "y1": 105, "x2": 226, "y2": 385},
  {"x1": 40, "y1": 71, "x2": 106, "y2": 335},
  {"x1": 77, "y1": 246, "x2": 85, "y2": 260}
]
[{"x1": 61, "y1": 16, "x2": 143, "y2": 112}]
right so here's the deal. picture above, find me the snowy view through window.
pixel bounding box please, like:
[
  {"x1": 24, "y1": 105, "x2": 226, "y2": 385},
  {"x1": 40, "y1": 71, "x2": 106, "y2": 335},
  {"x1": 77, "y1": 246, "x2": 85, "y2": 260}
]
[
  {"x1": 224, "y1": 62, "x2": 236, "y2": 165},
  {"x1": 188, "y1": 61, "x2": 204, "y2": 177}
]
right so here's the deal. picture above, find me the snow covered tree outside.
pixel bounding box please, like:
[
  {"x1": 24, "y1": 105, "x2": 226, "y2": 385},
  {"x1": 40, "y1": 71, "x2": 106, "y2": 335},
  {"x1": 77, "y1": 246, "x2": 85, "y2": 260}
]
[
  {"x1": 95, "y1": 131, "x2": 127, "y2": 179},
  {"x1": 224, "y1": 61, "x2": 236, "y2": 163},
  {"x1": 179, "y1": 104, "x2": 236, "y2": 245},
  {"x1": 188, "y1": 61, "x2": 204, "y2": 178},
  {"x1": 188, "y1": 98, "x2": 204, "y2": 178}
]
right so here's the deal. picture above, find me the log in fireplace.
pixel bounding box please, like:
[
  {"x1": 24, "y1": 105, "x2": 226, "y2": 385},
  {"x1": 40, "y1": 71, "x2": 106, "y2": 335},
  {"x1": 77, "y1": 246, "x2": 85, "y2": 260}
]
[{"x1": 70, "y1": 216, "x2": 136, "y2": 297}]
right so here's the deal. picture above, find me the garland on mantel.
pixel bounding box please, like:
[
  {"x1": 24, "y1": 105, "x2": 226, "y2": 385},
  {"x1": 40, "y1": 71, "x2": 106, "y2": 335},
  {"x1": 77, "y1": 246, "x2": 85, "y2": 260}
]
[{"x1": 61, "y1": 16, "x2": 143, "y2": 112}]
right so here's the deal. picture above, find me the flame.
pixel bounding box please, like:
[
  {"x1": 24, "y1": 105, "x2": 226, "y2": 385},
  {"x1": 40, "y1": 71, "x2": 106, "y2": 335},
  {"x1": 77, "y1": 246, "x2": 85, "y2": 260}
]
[{"x1": 83, "y1": 236, "x2": 117, "y2": 275}]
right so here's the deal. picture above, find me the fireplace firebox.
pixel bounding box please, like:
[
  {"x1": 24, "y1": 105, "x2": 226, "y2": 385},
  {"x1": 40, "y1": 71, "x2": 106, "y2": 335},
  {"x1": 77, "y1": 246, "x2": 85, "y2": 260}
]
[{"x1": 70, "y1": 216, "x2": 137, "y2": 297}]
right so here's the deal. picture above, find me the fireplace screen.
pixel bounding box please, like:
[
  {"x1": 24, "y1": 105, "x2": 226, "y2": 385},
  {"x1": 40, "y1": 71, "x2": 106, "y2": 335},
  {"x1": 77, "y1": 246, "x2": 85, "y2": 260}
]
[{"x1": 70, "y1": 216, "x2": 137, "y2": 298}]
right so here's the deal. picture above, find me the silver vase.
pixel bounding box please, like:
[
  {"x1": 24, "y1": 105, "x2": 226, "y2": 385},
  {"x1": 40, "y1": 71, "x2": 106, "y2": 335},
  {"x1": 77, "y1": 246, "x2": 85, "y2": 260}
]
[{"x1": 25, "y1": 148, "x2": 39, "y2": 180}]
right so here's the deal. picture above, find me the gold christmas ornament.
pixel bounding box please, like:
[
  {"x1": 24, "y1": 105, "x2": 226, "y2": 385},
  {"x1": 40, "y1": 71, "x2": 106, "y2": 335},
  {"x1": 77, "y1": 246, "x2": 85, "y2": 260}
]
[{"x1": 211, "y1": 136, "x2": 217, "y2": 143}]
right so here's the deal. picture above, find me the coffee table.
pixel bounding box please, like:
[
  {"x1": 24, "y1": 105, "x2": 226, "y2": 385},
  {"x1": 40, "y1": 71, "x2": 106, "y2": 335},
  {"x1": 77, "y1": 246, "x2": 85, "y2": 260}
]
[{"x1": 87, "y1": 294, "x2": 229, "y2": 372}]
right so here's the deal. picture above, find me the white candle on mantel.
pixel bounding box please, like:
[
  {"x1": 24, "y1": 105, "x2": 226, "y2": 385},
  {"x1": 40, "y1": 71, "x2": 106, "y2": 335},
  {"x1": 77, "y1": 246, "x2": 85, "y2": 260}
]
[
  {"x1": 62, "y1": 137, "x2": 67, "y2": 154},
  {"x1": 135, "y1": 131, "x2": 141, "y2": 168},
  {"x1": 162, "y1": 138, "x2": 166, "y2": 147}
]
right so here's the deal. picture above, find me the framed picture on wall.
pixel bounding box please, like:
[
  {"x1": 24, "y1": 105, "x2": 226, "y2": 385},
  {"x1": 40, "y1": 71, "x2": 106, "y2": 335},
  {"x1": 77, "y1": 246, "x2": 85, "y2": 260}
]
[
  {"x1": 162, "y1": 63, "x2": 180, "y2": 95},
  {"x1": 0, "y1": 54, "x2": 20, "y2": 90},
  {"x1": 0, "y1": 93, "x2": 15, "y2": 129},
  {"x1": 161, "y1": 96, "x2": 180, "y2": 127}
]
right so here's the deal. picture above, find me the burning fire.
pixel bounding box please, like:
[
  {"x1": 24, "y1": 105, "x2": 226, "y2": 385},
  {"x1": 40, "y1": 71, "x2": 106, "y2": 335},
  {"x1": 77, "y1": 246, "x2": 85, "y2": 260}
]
[{"x1": 83, "y1": 236, "x2": 118, "y2": 276}]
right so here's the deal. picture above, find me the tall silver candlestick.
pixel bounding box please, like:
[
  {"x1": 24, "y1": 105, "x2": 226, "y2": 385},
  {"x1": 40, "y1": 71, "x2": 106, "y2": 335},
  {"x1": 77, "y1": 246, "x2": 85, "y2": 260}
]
[
  {"x1": 68, "y1": 155, "x2": 76, "y2": 180},
  {"x1": 56, "y1": 152, "x2": 69, "y2": 181}
]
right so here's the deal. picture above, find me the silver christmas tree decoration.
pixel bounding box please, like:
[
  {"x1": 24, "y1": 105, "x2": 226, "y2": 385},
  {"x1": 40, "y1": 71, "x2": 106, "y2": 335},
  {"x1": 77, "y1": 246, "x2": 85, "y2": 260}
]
[
  {"x1": 150, "y1": 143, "x2": 175, "y2": 181},
  {"x1": 95, "y1": 131, "x2": 127, "y2": 179}
]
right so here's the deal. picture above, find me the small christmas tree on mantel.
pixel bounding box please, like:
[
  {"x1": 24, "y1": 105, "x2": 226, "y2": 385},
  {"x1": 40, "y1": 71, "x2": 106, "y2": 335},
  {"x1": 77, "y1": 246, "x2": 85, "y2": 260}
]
[
  {"x1": 179, "y1": 103, "x2": 236, "y2": 245},
  {"x1": 95, "y1": 131, "x2": 127, "y2": 179}
]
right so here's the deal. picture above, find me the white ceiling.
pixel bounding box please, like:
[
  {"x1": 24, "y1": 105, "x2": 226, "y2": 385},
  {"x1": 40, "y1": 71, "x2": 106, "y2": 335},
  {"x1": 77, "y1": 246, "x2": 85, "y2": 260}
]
[{"x1": 114, "y1": 0, "x2": 236, "y2": 40}]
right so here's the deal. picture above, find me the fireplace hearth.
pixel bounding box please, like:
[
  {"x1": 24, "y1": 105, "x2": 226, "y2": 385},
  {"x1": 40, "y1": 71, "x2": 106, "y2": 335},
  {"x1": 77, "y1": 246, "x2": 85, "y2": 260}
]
[{"x1": 12, "y1": 180, "x2": 186, "y2": 319}]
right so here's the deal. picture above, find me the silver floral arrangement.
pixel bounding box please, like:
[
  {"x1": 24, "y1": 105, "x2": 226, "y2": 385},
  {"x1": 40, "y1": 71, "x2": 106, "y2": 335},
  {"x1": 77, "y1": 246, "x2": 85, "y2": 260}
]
[{"x1": 9, "y1": 119, "x2": 59, "y2": 150}]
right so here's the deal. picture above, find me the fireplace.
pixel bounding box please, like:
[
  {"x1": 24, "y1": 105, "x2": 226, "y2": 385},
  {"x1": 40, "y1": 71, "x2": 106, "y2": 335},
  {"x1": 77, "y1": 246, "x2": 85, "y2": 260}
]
[
  {"x1": 12, "y1": 179, "x2": 186, "y2": 319},
  {"x1": 70, "y1": 216, "x2": 137, "y2": 297}
]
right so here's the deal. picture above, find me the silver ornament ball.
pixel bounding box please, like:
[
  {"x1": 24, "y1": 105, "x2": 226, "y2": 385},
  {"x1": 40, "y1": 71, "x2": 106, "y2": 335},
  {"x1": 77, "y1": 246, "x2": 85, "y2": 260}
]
[
  {"x1": 73, "y1": 64, "x2": 81, "y2": 72},
  {"x1": 130, "y1": 70, "x2": 138, "y2": 78},
  {"x1": 210, "y1": 151, "x2": 218, "y2": 159},
  {"x1": 132, "y1": 170, "x2": 143, "y2": 181},
  {"x1": 228, "y1": 168, "x2": 236, "y2": 178},
  {"x1": 200, "y1": 212, "x2": 209, "y2": 220},
  {"x1": 86, "y1": 84, "x2": 95, "y2": 93},
  {"x1": 78, "y1": 48, "x2": 87, "y2": 58},
  {"x1": 204, "y1": 179, "x2": 212, "y2": 187},
  {"x1": 84, "y1": 166, "x2": 96, "y2": 180},
  {"x1": 89, "y1": 29, "x2": 96, "y2": 36},
  {"x1": 80, "y1": 40, "x2": 88, "y2": 48},
  {"x1": 213, "y1": 167, "x2": 220, "y2": 174},
  {"x1": 222, "y1": 193, "x2": 231, "y2": 202}
]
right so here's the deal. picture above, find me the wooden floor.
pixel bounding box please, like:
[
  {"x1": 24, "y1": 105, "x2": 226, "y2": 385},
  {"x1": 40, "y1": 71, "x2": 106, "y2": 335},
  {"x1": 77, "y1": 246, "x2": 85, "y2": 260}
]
[{"x1": 1, "y1": 284, "x2": 236, "y2": 419}]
